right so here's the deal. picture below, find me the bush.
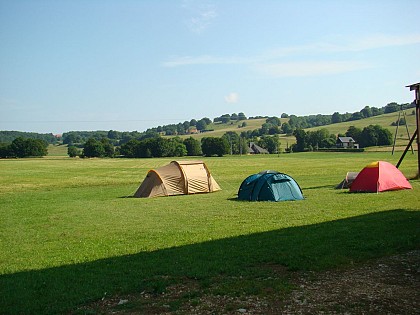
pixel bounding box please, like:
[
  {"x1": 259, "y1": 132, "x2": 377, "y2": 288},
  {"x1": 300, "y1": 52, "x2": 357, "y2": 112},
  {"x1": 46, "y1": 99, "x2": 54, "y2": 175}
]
[
  {"x1": 201, "y1": 137, "x2": 229, "y2": 157},
  {"x1": 67, "y1": 146, "x2": 80, "y2": 158},
  {"x1": 2, "y1": 137, "x2": 49, "y2": 158}
]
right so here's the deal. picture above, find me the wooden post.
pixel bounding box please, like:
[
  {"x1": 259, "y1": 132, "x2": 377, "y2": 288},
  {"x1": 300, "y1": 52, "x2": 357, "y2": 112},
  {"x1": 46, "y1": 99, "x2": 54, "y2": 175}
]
[{"x1": 406, "y1": 83, "x2": 420, "y2": 178}]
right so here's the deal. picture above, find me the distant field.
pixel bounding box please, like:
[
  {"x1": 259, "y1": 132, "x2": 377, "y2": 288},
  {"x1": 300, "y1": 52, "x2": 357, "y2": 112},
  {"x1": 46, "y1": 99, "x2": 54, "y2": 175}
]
[
  {"x1": 0, "y1": 152, "x2": 419, "y2": 314},
  {"x1": 307, "y1": 111, "x2": 417, "y2": 150},
  {"x1": 175, "y1": 118, "x2": 270, "y2": 139},
  {"x1": 164, "y1": 111, "x2": 416, "y2": 151},
  {"x1": 47, "y1": 144, "x2": 68, "y2": 156},
  {"x1": 47, "y1": 112, "x2": 416, "y2": 159}
]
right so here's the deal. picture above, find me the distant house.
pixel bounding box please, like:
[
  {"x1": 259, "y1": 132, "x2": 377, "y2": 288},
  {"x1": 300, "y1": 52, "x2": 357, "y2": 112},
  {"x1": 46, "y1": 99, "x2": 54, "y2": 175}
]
[
  {"x1": 248, "y1": 142, "x2": 269, "y2": 154},
  {"x1": 187, "y1": 127, "x2": 199, "y2": 134},
  {"x1": 336, "y1": 137, "x2": 359, "y2": 149}
]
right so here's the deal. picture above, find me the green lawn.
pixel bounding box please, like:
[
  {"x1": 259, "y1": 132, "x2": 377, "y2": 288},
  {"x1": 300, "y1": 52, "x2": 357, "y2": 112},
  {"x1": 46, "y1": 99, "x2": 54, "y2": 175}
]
[{"x1": 0, "y1": 153, "x2": 419, "y2": 314}]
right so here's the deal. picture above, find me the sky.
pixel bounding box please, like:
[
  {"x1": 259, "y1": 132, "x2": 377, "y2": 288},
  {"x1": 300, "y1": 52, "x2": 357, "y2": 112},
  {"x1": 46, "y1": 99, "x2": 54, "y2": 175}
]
[{"x1": 1, "y1": 0, "x2": 419, "y2": 134}]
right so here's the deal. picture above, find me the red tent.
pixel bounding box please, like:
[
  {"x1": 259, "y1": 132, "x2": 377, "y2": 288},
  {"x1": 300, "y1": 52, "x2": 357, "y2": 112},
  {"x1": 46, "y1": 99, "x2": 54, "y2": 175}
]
[{"x1": 350, "y1": 161, "x2": 412, "y2": 193}]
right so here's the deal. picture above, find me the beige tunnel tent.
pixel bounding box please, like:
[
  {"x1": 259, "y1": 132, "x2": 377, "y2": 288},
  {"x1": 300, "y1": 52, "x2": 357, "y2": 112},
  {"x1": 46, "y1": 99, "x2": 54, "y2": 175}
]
[{"x1": 134, "y1": 160, "x2": 221, "y2": 198}]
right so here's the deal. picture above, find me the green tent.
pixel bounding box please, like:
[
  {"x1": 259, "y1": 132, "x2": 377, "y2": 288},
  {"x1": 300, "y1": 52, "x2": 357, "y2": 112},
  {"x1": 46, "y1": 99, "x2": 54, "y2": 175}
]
[{"x1": 237, "y1": 170, "x2": 303, "y2": 201}]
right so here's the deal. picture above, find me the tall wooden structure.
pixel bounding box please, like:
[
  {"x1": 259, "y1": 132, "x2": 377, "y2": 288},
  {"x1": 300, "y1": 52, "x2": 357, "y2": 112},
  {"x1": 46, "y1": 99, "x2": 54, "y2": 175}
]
[
  {"x1": 397, "y1": 83, "x2": 420, "y2": 178},
  {"x1": 392, "y1": 105, "x2": 413, "y2": 155}
]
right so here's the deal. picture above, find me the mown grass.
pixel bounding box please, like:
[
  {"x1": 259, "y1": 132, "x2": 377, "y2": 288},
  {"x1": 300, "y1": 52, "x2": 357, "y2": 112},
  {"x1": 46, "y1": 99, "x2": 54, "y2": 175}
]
[{"x1": 0, "y1": 152, "x2": 419, "y2": 314}]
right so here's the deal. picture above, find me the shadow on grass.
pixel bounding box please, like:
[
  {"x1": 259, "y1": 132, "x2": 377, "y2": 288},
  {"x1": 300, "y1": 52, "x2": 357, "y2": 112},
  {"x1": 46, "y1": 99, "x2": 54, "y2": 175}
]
[
  {"x1": 1, "y1": 210, "x2": 419, "y2": 314},
  {"x1": 302, "y1": 184, "x2": 335, "y2": 190}
]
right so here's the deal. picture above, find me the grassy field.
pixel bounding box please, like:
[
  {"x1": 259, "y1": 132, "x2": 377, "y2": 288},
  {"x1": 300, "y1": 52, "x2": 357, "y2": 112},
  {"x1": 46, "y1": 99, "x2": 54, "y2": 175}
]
[{"x1": 0, "y1": 152, "x2": 419, "y2": 314}]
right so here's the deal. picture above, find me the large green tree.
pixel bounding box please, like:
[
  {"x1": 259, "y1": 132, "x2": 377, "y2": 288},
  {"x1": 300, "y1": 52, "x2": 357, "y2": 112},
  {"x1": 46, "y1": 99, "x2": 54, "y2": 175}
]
[
  {"x1": 83, "y1": 138, "x2": 106, "y2": 157},
  {"x1": 201, "y1": 137, "x2": 229, "y2": 157},
  {"x1": 258, "y1": 135, "x2": 280, "y2": 154},
  {"x1": 183, "y1": 137, "x2": 202, "y2": 156},
  {"x1": 345, "y1": 126, "x2": 362, "y2": 143},
  {"x1": 67, "y1": 146, "x2": 80, "y2": 157},
  {"x1": 292, "y1": 129, "x2": 307, "y2": 152},
  {"x1": 196, "y1": 119, "x2": 208, "y2": 131},
  {"x1": 8, "y1": 137, "x2": 48, "y2": 158},
  {"x1": 359, "y1": 125, "x2": 392, "y2": 148},
  {"x1": 222, "y1": 132, "x2": 240, "y2": 154}
]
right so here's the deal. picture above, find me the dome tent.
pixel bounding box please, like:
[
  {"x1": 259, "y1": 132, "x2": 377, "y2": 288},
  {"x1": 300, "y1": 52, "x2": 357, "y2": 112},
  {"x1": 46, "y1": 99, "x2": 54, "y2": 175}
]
[
  {"x1": 350, "y1": 161, "x2": 412, "y2": 193},
  {"x1": 335, "y1": 172, "x2": 359, "y2": 189},
  {"x1": 134, "y1": 160, "x2": 221, "y2": 198},
  {"x1": 238, "y1": 170, "x2": 303, "y2": 201}
]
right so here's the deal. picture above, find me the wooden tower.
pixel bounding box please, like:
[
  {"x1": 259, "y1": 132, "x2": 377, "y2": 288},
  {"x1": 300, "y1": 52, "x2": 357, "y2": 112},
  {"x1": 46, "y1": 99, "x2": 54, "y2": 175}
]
[{"x1": 397, "y1": 83, "x2": 420, "y2": 178}]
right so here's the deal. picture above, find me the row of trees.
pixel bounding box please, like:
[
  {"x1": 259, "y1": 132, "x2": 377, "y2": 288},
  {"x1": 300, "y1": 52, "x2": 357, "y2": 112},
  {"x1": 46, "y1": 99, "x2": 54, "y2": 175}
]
[
  {"x1": 285, "y1": 102, "x2": 414, "y2": 131},
  {"x1": 213, "y1": 112, "x2": 247, "y2": 123},
  {"x1": 78, "y1": 132, "x2": 284, "y2": 158},
  {"x1": 68, "y1": 138, "x2": 115, "y2": 158},
  {"x1": 146, "y1": 117, "x2": 213, "y2": 136},
  {"x1": 0, "y1": 137, "x2": 48, "y2": 158},
  {"x1": 232, "y1": 102, "x2": 413, "y2": 140},
  {"x1": 62, "y1": 130, "x2": 146, "y2": 146},
  {"x1": 292, "y1": 129, "x2": 337, "y2": 152},
  {"x1": 76, "y1": 136, "x2": 231, "y2": 158},
  {"x1": 60, "y1": 102, "x2": 413, "y2": 148},
  {"x1": 345, "y1": 125, "x2": 393, "y2": 148},
  {"x1": 291, "y1": 125, "x2": 392, "y2": 152},
  {"x1": 0, "y1": 131, "x2": 58, "y2": 144}
]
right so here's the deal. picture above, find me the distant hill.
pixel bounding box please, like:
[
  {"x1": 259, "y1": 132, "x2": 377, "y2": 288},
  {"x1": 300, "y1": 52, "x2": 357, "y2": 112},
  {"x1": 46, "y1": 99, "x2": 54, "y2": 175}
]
[
  {"x1": 174, "y1": 111, "x2": 416, "y2": 150},
  {"x1": 306, "y1": 111, "x2": 416, "y2": 149},
  {"x1": 2, "y1": 102, "x2": 415, "y2": 152}
]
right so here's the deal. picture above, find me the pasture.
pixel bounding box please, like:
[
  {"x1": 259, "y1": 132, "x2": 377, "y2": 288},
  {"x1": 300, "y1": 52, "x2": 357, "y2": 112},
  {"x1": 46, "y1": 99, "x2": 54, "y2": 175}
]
[{"x1": 0, "y1": 152, "x2": 419, "y2": 314}]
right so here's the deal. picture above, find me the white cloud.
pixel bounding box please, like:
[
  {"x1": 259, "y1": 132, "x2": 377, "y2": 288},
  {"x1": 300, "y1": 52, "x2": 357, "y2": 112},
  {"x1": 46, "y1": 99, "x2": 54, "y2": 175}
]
[
  {"x1": 163, "y1": 33, "x2": 420, "y2": 78},
  {"x1": 344, "y1": 34, "x2": 420, "y2": 52},
  {"x1": 254, "y1": 61, "x2": 372, "y2": 78},
  {"x1": 225, "y1": 92, "x2": 239, "y2": 104},
  {"x1": 162, "y1": 55, "x2": 251, "y2": 67},
  {"x1": 163, "y1": 33, "x2": 420, "y2": 68},
  {"x1": 263, "y1": 34, "x2": 420, "y2": 57},
  {"x1": 182, "y1": 0, "x2": 217, "y2": 34}
]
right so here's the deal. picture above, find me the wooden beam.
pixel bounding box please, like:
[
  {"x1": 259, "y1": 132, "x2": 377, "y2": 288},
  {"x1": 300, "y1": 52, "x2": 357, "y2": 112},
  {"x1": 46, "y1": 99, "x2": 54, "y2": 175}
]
[{"x1": 404, "y1": 83, "x2": 420, "y2": 178}]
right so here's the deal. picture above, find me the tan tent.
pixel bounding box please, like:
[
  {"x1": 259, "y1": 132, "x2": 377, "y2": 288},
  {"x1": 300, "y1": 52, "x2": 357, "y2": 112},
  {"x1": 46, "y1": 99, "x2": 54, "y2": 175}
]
[
  {"x1": 134, "y1": 160, "x2": 221, "y2": 198},
  {"x1": 335, "y1": 172, "x2": 359, "y2": 189}
]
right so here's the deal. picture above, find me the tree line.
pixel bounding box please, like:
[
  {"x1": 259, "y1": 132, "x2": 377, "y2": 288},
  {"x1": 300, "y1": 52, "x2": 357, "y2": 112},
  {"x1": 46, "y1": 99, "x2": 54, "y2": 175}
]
[
  {"x1": 59, "y1": 102, "x2": 412, "y2": 146},
  {"x1": 1, "y1": 102, "x2": 410, "y2": 159},
  {"x1": 290, "y1": 124, "x2": 392, "y2": 152},
  {"x1": 0, "y1": 131, "x2": 58, "y2": 144},
  {"x1": 0, "y1": 137, "x2": 48, "y2": 158},
  {"x1": 76, "y1": 129, "x2": 286, "y2": 158},
  {"x1": 73, "y1": 136, "x2": 231, "y2": 158}
]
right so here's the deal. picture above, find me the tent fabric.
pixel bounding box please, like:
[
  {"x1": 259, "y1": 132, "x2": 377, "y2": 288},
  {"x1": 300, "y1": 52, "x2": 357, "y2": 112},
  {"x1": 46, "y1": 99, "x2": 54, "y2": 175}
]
[
  {"x1": 350, "y1": 161, "x2": 412, "y2": 193},
  {"x1": 134, "y1": 160, "x2": 221, "y2": 198},
  {"x1": 238, "y1": 170, "x2": 303, "y2": 201},
  {"x1": 335, "y1": 172, "x2": 359, "y2": 189}
]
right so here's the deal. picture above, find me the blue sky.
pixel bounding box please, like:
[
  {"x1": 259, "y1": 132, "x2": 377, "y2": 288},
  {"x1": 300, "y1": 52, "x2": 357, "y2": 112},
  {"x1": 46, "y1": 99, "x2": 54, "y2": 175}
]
[{"x1": 1, "y1": 0, "x2": 419, "y2": 134}]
